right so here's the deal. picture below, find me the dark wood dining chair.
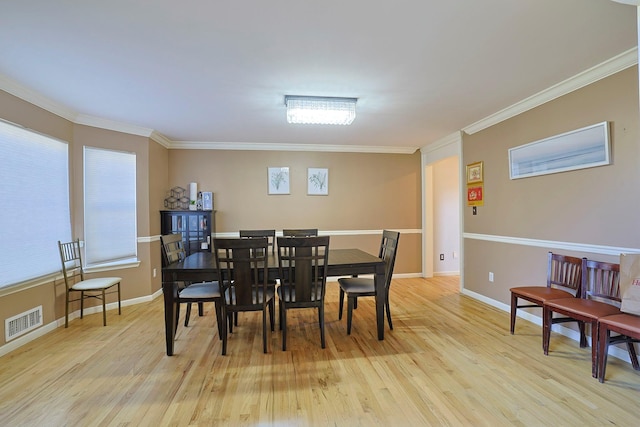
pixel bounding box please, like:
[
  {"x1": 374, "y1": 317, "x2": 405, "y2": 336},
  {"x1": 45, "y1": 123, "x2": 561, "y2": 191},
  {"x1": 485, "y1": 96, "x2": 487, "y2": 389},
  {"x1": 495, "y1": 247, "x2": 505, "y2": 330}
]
[
  {"x1": 214, "y1": 237, "x2": 275, "y2": 355},
  {"x1": 543, "y1": 258, "x2": 627, "y2": 378},
  {"x1": 282, "y1": 228, "x2": 318, "y2": 237},
  {"x1": 597, "y1": 313, "x2": 640, "y2": 382},
  {"x1": 337, "y1": 230, "x2": 400, "y2": 335},
  {"x1": 239, "y1": 229, "x2": 276, "y2": 255},
  {"x1": 58, "y1": 239, "x2": 122, "y2": 327},
  {"x1": 510, "y1": 252, "x2": 584, "y2": 338},
  {"x1": 276, "y1": 236, "x2": 330, "y2": 350},
  {"x1": 161, "y1": 234, "x2": 222, "y2": 335}
]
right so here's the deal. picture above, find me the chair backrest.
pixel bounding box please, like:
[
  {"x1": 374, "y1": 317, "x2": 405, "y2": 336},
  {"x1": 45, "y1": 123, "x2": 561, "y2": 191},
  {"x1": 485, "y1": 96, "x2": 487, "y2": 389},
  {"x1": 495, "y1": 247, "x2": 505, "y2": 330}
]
[
  {"x1": 58, "y1": 239, "x2": 85, "y2": 287},
  {"x1": 239, "y1": 229, "x2": 276, "y2": 254},
  {"x1": 379, "y1": 230, "x2": 400, "y2": 291},
  {"x1": 282, "y1": 228, "x2": 318, "y2": 237},
  {"x1": 547, "y1": 252, "x2": 583, "y2": 295},
  {"x1": 581, "y1": 258, "x2": 621, "y2": 305},
  {"x1": 213, "y1": 237, "x2": 270, "y2": 309},
  {"x1": 277, "y1": 236, "x2": 330, "y2": 304},
  {"x1": 160, "y1": 233, "x2": 185, "y2": 267}
]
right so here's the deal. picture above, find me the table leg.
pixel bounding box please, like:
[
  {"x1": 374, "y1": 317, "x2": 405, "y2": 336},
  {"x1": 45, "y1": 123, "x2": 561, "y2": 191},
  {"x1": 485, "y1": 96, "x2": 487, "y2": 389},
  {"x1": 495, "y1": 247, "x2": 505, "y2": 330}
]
[{"x1": 163, "y1": 274, "x2": 178, "y2": 356}]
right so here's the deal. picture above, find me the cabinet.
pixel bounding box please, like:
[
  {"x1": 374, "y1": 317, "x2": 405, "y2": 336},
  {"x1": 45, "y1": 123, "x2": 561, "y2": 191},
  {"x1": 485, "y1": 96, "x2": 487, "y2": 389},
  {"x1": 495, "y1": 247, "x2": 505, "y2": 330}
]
[{"x1": 160, "y1": 210, "x2": 215, "y2": 256}]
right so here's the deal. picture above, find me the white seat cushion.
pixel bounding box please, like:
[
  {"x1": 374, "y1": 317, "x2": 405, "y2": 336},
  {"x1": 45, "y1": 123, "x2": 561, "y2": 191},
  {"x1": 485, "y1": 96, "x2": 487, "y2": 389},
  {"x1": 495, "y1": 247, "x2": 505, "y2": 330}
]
[{"x1": 71, "y1": 277, "x2": 121, "y2": 291}]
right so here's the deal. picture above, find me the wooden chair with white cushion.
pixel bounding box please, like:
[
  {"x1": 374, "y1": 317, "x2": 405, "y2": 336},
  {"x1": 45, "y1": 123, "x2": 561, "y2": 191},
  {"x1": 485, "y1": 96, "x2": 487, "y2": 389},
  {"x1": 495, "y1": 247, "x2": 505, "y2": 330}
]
[{"x1": 58, "y1": 239, "x2": 122, "y2": 327}]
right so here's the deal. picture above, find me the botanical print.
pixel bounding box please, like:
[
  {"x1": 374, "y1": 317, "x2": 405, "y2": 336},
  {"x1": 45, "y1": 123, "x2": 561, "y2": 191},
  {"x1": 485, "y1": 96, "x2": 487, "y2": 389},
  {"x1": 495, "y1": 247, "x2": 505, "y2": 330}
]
[
  {"x1": 308, "y1": 168, "x2": 328, "y2": 195},
  {"x1": 268, "y1": 167, "x2": 290, "y2": 194}
]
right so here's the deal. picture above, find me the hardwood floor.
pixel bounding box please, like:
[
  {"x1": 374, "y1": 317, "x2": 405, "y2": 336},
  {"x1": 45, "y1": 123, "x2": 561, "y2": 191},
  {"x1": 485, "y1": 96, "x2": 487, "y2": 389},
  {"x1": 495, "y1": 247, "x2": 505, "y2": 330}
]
[{"x1": 1, "y1": 276, "x2": 638, "y2": 426}]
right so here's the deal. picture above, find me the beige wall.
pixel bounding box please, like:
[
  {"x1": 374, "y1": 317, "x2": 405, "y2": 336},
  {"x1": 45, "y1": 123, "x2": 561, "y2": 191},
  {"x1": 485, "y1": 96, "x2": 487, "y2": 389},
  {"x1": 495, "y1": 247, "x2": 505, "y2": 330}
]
[
  {"x1": 0, "y1": 93, "x2": 163, "y2": 346},
  {"x1": 168, "y1": 149, "x2": 422, "y2": 274},
  {"x1": 463, "y1": 66, "x2": 639, "y2": 309},
  {"x1": 0, "y1": 90, "x2": 422, "y2": 348}
]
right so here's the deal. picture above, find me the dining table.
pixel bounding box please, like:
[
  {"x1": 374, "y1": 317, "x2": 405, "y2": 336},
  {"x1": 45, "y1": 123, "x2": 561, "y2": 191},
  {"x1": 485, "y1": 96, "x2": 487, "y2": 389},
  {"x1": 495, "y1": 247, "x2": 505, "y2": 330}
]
[{"x1": 162, "y1": 248, "x2": 386, "y2": 355}]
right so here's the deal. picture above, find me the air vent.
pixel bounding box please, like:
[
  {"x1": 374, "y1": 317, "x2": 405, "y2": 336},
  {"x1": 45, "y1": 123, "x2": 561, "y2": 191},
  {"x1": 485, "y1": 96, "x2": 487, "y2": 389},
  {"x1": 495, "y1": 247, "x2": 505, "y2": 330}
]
[{"x1": 5, "y1": 306, "x2": 43, "y2": 341}]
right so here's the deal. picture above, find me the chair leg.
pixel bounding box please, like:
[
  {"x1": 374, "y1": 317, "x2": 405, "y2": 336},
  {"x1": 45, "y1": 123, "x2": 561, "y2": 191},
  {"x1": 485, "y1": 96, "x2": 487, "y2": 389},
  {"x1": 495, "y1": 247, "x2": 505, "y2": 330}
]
[
  {"x1": 338, "y1": 288, "x2": 345, "y2": 320},
  {"x1": 262, "y1": 307, "x2": 268, "y2": 353},
  {"x1": 184, "y1": 303, "x2": 192, "y2": 327},
  {"x1": 198, "y1": 302, "x2": 204, "y2": 316},
  {"x1": 214, "y1": 301, "x2": 223, "y2": 339},
  {"x1": 282, "y1": 307, "x2": 288, "y2": 351},
  {"x1": 221, "y1": 306, "x2": 228, "y2": 356},
  {"x1": 579, "y1": 321, "x2": 588, "y2": 348},
  {"x1": 628, "y1": 341, "x2": 640, "y2": 370},
  {"x1": 590, "y1": 321, "x2": 598, "y2": 378},
  {"x1": 268, "y1": 299, "x2": 275, "y2": 331},
  {"x1": 319, "y1": 305, "x2": 326, "y2": 349},
  {"x1": 385, "y1": 296, "x2": 393, "y2": 330},
  {"x1": 65, "y1": 290, "x2": 70, "y2": 328},
  {"x1": 510, "y1": 294, "x2": 517, "y2": 334},
  {"x1": 175, "y1": 302, "x2": 181, "y2": 336},
  {"x1": 102, "y1": 289, "x2": 107, "y2": 326},
  {"x1": 117, "y1": 283, "x2": 122, "y2": 315},
  {"x1": 598, "y1": 323, "x2": 610, "y2": 383},
  {"x1": 347, "y1": 296, "x2": 355, "y2": 335},
  {"x1": 543, "y1": 306, "x2": 551, "y2": 355},
  {"x1": 80, "y1": 291, "x2": 85, "y2": 319}
]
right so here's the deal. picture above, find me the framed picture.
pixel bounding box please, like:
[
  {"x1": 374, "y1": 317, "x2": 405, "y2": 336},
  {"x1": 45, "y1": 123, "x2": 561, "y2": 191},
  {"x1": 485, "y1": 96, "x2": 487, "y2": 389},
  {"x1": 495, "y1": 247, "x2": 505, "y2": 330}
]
[
  {"x1": 509, "y1": 121, "x2": 610, "y2": 180},
  {"x1": 308, "y1": 168, "x2": 329, "y2": 195},
  {"x1": 466, "y1": 161, "x2": 483, "y2": 184},
  {"x1": 268, "y1": 167, "x2": 290, "y2": 194},
  {"x1": 467, "y1": 184, "x2": 484, "y2": 206}
]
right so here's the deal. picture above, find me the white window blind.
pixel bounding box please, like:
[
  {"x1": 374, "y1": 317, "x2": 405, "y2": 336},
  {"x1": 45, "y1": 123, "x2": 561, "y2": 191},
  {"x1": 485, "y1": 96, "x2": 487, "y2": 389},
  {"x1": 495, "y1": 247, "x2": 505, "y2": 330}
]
[
  {"x1": 83, "y1": 147, "x2": 137, "y2": 266},
  {"x1": 0, "y1": 120, "x2": 72, "y2": 288}
]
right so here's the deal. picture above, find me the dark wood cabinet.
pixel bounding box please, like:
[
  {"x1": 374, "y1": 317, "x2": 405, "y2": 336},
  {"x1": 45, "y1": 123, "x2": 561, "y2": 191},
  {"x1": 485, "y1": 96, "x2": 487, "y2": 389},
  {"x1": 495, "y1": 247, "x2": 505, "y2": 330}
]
[{"x1": 160, "y1": 210, "x2": 215, "y2": 256}]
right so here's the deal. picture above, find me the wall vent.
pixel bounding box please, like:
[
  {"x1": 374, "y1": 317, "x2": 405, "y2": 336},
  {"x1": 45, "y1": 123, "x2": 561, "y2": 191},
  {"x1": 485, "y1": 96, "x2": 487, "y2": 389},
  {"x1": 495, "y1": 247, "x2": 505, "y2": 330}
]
[{"x1": 5, "y1": 306, "x2": 43, "y2": 342}]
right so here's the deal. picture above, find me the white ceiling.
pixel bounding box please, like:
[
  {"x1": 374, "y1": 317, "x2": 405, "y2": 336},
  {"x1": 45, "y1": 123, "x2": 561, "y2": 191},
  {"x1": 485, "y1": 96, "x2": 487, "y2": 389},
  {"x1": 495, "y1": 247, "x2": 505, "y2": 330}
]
[{"x1": 0, "y1": 1, "x2": 637, "y2": 153}]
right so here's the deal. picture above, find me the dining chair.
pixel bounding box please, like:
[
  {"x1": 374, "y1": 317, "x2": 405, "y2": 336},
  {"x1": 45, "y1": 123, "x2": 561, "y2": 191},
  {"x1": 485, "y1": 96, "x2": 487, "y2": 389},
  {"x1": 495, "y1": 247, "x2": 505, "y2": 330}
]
[
  {"x1": 235, "y1": 229, "x2": 277, "y2": 327},
  {"x1": 596, "y1": 313, "x2": 640, "y2": 382},
  {"x1": 510, "y1": 252, "x2": 584, "y2": 339},
  {"x1": 337, "y1": 230, "x2": 400, "y2": 335},
  {"x1": 58, "y1": 239, "x2": 122, "y2": 327},
  {"x1": 161, "y1": 234, "x2": 222, "y2": 335},
  {"x1": 214, "y1": 237, "x2": 275, "y2": 355},
  {"x1": 543, "y1": 258, "x2": 628, "y2": 378},
  {"x1": 276, "y1": 235, "x2": 330, "y2": 350},
  {"x1": 239, "y1": 229, "x2": 276, "y2": 255},
  {"x1": 282, "y1": 228, "x2": 318, "y2": 237}
]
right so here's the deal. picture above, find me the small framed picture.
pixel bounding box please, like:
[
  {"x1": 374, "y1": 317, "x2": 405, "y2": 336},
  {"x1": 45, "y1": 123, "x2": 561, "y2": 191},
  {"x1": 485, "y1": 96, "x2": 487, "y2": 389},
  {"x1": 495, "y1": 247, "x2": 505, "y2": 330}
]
[
  {"x1": 308, "y1": 168, "x2": 328, "y2": 195},
  {"x1": 467, "y1": 184, "x2": 484, "y2": 206},
  {"x1": 268, "y1": 167, "x2": 290, "y2": 195},
  {"x1": 466, "y1": 161, "x2": 483, "y2": 184}
]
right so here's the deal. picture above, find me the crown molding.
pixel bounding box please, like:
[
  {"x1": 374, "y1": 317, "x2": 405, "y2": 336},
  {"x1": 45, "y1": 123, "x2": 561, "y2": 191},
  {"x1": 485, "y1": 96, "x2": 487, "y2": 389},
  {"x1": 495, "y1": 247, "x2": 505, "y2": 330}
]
[
  {"x1": 420, "y1": 131, "x2": 461, "y2": 155},
  {"x1": 150, "y1": 131, "x2": 172, "y2": 148},
  {"x1": 463, "y1": 47, "x2": 638, "y2": 135},
  {"x1": 0, "y1": 74, "x2": 78, "y2": 122},
  {"x1": 74, "y1": 113, "x2": 154, "y2": 137},
  {"x1": 169, "y1": 140, "x2": 418, "y2": 154}
]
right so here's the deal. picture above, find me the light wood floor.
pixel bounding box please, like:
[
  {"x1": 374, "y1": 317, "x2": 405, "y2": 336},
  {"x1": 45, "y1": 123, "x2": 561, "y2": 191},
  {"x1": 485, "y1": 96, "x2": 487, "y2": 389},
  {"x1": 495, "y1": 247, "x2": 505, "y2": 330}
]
[{"x1": 1, "y1": 277, "x2": 639, "y2": 426}]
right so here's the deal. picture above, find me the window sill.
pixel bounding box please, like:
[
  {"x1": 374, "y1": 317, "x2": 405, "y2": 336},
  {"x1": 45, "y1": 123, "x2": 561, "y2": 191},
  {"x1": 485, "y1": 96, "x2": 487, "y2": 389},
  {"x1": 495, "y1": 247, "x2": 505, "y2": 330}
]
[{"x1": 84, "y1": 258, "x2": 141, "y2": 274}]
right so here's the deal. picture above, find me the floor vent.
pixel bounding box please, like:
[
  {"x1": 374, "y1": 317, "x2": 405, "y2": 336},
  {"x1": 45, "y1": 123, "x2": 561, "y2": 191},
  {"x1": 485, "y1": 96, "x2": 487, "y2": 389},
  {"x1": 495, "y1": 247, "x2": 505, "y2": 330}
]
[{"x1": 5, "y1": 306, "x2": 43, "y2": 342}]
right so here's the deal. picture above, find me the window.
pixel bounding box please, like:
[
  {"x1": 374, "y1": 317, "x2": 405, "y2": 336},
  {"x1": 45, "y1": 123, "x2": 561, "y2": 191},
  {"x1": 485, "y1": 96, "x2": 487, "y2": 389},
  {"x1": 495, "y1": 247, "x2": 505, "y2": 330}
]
[
  {"x1": 83, "y1": 147, "x2": 137, "y2": 266},
  {"x1": 0, "y1": 120, "x2": 72, "y2": 288}
]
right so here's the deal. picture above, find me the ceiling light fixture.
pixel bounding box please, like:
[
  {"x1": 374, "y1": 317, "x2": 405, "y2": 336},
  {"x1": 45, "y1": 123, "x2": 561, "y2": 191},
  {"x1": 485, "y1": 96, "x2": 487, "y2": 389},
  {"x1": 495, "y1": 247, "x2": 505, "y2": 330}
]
[{"x1": 285, "y1": 95, "x2": 357, "y2": 125}]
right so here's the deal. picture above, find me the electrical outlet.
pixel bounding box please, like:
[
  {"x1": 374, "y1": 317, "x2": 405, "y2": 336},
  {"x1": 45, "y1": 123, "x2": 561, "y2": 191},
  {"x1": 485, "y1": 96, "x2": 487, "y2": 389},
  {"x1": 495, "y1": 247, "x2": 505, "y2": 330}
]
[
  {"x1": 452, "y1": 251, "x2": 458, "y2": 259},
  {"x1": 153, "y1": 268, "x2": 157, "y2": 278},
  {"x1": 439, "y1": 254, "x2": 444, "y2": 261},
  {"x1": 489, "y1": 272, "x2": 494, "y2": 282}
]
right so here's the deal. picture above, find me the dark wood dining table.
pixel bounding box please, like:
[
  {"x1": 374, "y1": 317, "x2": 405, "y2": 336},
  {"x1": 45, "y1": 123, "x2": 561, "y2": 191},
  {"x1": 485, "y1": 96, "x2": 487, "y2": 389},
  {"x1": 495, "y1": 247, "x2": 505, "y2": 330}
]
[{"x1": 162, "y1": 248, "x2": 386, "y2": 355}]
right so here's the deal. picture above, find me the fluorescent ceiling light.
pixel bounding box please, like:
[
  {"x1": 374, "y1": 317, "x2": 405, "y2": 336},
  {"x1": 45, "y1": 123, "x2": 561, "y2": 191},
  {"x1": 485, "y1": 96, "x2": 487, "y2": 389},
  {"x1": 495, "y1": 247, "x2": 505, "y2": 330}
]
[{"x1": 285, "y1": 95, "x2": 357, "y2": 125}]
